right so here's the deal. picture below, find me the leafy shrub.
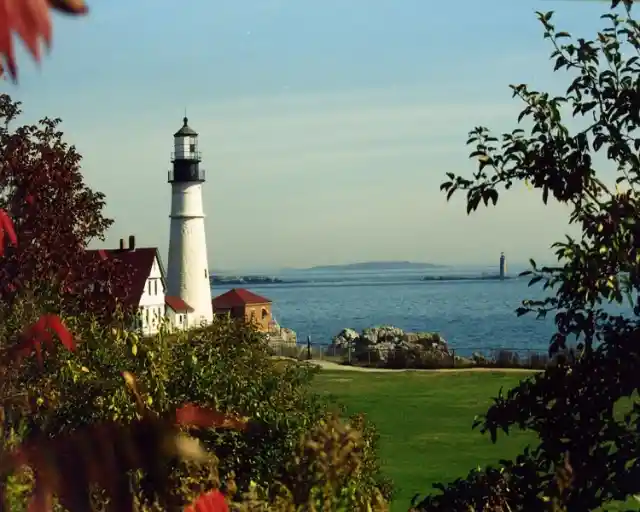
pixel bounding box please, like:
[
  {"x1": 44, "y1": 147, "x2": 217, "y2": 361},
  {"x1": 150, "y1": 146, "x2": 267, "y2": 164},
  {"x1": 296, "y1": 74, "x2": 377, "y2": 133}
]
[
  {"x1": 232, "y1": 414, "x2": 392, "y2": 511},
  {"x1": 0, "y1": 305, "x2": 390, "y2": 510}
]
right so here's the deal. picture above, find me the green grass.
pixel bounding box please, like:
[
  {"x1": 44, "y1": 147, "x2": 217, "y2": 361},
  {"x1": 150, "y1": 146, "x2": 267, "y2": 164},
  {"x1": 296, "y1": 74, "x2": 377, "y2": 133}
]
[{"x1": 313, "y1": 369, "x2": 639, "y2": 512}]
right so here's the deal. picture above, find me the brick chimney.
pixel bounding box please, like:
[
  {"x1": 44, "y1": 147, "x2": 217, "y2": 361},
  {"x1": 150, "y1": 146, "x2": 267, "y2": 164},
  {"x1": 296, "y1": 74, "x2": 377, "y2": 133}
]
[
  {"x1": 119, "y1": 238, "x2": 125, "y2": 250},
  {"x1": 128, "y1": 235, "x2": 136, "y2": 250}
]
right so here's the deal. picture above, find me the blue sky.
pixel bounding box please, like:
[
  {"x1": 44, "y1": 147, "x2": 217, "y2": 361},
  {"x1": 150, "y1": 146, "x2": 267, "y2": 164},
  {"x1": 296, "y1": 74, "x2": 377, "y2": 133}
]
[{"x1": 6, "y1": 0, "x2": 612, "y2": 271}]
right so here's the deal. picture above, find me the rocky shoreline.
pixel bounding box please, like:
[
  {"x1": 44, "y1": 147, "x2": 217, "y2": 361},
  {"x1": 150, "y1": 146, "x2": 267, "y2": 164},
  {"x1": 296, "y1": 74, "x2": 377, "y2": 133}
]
[
  {"x1": 331, "y1": 325, "x2": 555, "y2": 369},
  {"x1": 332, "y1": 325, "x2": 452, "y2": 366}
]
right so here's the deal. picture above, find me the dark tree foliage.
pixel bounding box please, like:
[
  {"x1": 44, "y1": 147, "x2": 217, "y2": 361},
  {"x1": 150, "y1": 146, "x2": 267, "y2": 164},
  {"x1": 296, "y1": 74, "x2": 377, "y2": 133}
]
[
  {"x1": 414, "y1": 1, "x2": 640, "y2": 511},
  {"x1": 0, "y1": 94, "x2": 131, "y2": 320}
]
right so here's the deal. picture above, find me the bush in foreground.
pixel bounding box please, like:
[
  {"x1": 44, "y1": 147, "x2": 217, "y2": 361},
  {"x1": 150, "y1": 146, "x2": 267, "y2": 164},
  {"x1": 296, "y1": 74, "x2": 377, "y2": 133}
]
[{"x1": 0, "y1": 307, "x2": 391, "y2": 510}]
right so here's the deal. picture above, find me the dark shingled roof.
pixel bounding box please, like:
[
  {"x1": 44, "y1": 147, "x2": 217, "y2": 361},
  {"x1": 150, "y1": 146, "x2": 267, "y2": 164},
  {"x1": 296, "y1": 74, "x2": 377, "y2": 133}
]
[
  {"x1": 174, "y1": 117, "x2": 198, "y2": 137},
  {"x1": 85, "y1": 247, "x2": 161, "y2": 309},
  {"x1": 212, "y1": 288, "x2": 271, "y2": 310}
]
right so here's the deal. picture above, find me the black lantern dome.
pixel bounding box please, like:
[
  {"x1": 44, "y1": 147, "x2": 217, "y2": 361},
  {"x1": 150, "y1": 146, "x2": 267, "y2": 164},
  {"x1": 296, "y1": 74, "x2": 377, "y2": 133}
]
[{"x1": 168, "y1": 117, "x2": 205, "y2": 183}]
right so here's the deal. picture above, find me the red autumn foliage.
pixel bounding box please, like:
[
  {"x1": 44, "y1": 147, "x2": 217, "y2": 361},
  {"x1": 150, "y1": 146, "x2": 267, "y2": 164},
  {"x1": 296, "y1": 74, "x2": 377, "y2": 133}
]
[
  {"x1": 184, "y1": 490, "x2": 229, "y2": 512},
  {"x1": 0, "y1": 0, "x2": 88, "y2": 80},
  {"x1": 0, "y1": 208, "x2": 17, "y2": 256},
  {"x1": 175, "y1": 403, "x2": 249, "y2": 431},
  {"x1": 11, "y1": 313, "x2": 74, "y2": 366},
  {"x1": 0, "y1": 94, "x2": 133, "y2": 320}
]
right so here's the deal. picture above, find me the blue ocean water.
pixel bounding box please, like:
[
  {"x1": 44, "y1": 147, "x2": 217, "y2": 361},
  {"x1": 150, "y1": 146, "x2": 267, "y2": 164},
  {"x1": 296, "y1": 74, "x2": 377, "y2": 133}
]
[{"x1": 212, "y1": 265, "x2": 563, "y2": 354}]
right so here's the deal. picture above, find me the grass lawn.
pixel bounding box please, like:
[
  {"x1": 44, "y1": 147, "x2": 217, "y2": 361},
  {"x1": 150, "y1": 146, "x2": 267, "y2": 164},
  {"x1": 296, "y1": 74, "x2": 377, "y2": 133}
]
[{"x1": 312, "y1": 369, "x2": 639, "y2": 512}]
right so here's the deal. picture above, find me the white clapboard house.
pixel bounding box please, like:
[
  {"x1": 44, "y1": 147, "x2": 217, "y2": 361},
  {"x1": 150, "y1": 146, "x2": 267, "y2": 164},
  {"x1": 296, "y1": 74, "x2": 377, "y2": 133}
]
[{"x1": 86, "y1": 236, "x2": 193, "y2": 335}]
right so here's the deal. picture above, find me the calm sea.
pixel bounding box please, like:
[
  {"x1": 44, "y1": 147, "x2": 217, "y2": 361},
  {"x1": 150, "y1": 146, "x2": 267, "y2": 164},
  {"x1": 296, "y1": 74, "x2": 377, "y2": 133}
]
[{"x1": 212, "y1": 265, "x2": 564, "y2": 354}]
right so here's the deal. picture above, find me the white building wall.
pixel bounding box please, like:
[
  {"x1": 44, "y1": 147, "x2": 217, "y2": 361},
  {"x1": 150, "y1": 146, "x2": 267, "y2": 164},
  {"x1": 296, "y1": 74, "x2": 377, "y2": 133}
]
[
  {"x1": 166, "y1": 182, "x2": 213, "y2": 328},
  {"x1": 165, "y1": 307, "x2": 188, "y2": 332},
  {"x1": 137, "y1": 256, "x2": 167, "y2": 336}
]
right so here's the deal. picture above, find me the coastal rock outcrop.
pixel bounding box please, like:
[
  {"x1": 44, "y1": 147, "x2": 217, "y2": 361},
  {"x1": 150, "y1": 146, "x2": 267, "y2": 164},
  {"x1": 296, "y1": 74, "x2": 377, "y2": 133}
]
[
  {"x1": 332, "y1": 325, "x2": 450, "y2": 367},
  {"x1": 267, "y1": 318, "x2": 297, "y2": 344}
]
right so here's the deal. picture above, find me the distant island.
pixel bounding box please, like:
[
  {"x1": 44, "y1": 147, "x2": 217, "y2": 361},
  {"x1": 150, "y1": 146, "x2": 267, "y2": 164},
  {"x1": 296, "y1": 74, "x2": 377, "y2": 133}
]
[
  {"x1": 305, "y1": 261, "x2": 444, "y2": 271},
  {"x1": 211, "y1": 275, "x2": 285, "y2": 285}
]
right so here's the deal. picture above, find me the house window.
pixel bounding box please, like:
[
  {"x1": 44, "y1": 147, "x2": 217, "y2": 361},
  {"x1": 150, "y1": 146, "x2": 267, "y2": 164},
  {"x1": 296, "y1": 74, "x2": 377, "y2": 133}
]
[
  {"x1": 145, "y1": 308, "x2": 149, "y2": 324},
  {"x1": 262, "y1": 308, "x2": 269, "y2": 319},
  {"x1": 204, "y1": 269, "x2": 208, "y2": 279},
  {"x1": 154, "y1": 279, "x2": 158, "y2": 295},
  {"x1": 148, "y1": 280, "x2": 152, "y2": 295}
]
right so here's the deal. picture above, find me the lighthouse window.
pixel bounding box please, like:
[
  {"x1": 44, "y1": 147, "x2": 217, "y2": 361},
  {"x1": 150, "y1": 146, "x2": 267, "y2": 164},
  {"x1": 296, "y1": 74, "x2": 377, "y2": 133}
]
[
  {"x1": 204, "y1": 269, "x2": 208, "y2": 278},
  {"x1": 189, "y1": 143, "x2": 196, "y2": 153}
]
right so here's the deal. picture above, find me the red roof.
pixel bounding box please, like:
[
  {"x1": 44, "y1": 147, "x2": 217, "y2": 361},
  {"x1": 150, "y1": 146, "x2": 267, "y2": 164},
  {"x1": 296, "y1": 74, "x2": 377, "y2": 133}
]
[
  {"x1": 165, "y1": 295, "x2": 193, "y2": 313},
  {"x1": 85, "y1": 247, "x2": 160, "y2": 308},
  {"x1": 212, "y1": 288, "x2": 271, "y2": 309}
]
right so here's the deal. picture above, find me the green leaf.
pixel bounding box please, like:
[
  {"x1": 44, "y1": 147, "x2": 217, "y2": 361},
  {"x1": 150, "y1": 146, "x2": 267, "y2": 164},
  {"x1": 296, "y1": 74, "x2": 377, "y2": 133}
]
[
  {"x1": 466, "y1": 193, "x2": 481, "y2": 214},
  {"x1": 554, "y1": 55, "x2": 569, "y2": 71},
  {"x1": 528, "y1": 275, "x2": 543, "y2": 287}
]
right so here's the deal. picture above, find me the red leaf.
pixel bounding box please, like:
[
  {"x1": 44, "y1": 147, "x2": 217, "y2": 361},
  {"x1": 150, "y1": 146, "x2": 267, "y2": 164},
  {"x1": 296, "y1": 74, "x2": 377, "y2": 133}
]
[
  {"x1": 0, "y1": 209, "x2": 17, "y2": 253},
  {"x1": 0, "y1": 0, "x2": 50, "y2": 79},
  {"x1": 42, "y1": 313, "x2": 75, "y2": 351},
  {"x1": 175, "y1": 404, "x2": 248, "y2": 431},
  {"x1": 0, "y1": 0, "x2": 87, "y2": 81},
  {"x1": 29, "y1": 315, "x2": 49, "y2": 335},
  {"x1": 10, "y1": 314, "x2": 75, "y2": 365},
  {"x1": 184, "y1": 490, "x2": 229, "y2": 512},
  {"x1": 1, "y1": 213, "x2": 17, "y2": 246}
]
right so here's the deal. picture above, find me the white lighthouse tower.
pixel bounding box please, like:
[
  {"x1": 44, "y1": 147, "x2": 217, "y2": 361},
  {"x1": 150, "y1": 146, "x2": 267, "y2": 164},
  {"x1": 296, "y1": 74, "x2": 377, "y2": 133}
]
[{"x1": 166, "y1": 117, "x2": 214, "y2": 328}]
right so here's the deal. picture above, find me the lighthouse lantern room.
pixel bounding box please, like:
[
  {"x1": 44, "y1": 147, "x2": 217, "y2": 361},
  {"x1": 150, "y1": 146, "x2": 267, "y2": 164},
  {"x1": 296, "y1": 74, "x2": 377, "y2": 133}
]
[{"x1": 166, "y1": 117, "x2": 213, "y2": 328}]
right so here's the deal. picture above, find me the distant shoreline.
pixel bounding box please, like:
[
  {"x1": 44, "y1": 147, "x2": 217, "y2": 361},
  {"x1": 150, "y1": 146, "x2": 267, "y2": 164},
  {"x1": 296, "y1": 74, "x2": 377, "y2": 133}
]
[
  {"x1": 211, "y1": 276, "x2": 286, "y2": 285},
  {"x1": 210, "y1": 273, "x2": 522, "y2": 286},
  {"x1": 302, "y1": 261, "x2": 445, "y2": 271},
  {"x1": 422, "y1": 274, "x2": 518, "y2": 282}
]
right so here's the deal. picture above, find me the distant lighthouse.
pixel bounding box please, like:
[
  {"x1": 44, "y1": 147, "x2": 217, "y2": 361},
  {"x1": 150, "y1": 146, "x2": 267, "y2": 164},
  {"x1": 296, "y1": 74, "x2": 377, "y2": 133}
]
[
  {"x1": 499, "y1": 252, "x2": 507, "y2": 280},
  {"x1": 166, "y1": 117, "x2": 214, "y2": 327}
]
